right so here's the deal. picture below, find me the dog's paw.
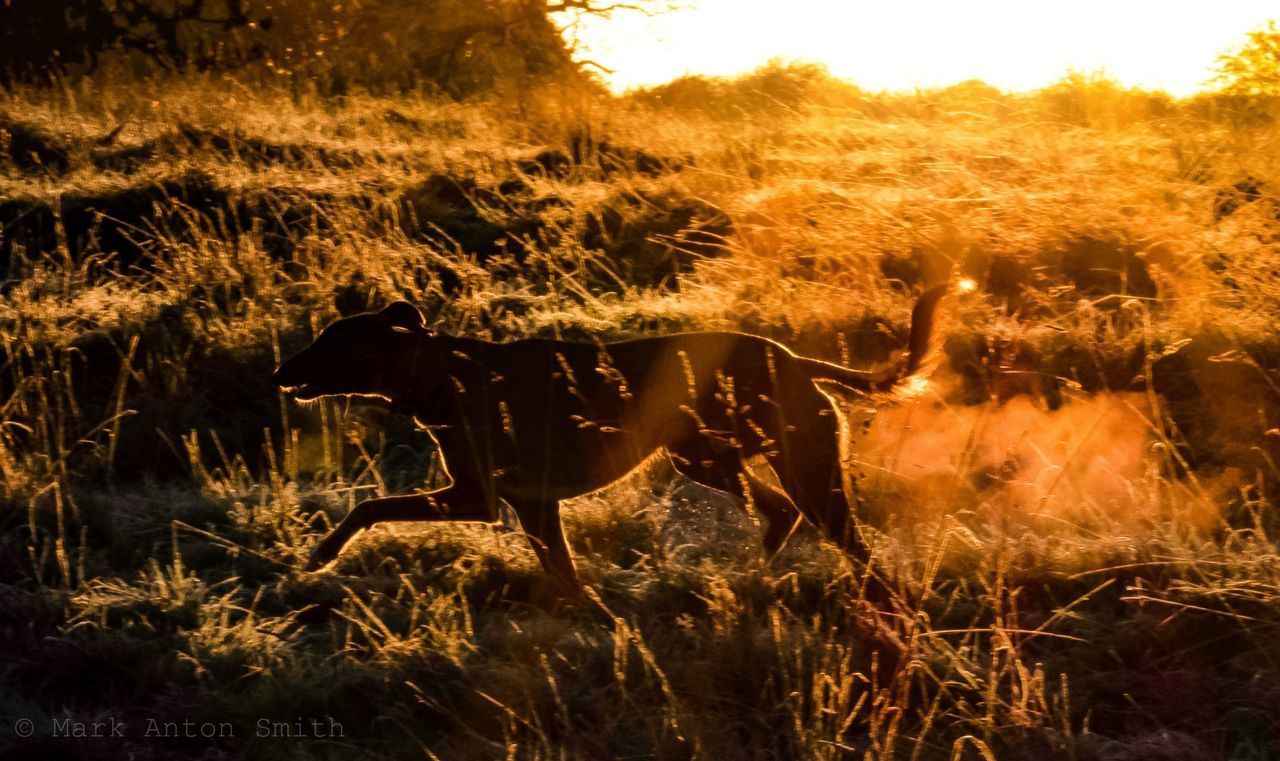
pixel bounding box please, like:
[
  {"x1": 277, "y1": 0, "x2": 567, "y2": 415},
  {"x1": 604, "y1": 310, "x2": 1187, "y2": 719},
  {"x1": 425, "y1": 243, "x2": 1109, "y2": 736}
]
[
  {"x1": 304, "y1": 536, "x2": 342, "y2": 572},
  {"x1": 303, "y1": 549, "x2": 328, "y2": 573},
  {"x1": 534, "y1": 582, "x2": 584, "y2": 614}
]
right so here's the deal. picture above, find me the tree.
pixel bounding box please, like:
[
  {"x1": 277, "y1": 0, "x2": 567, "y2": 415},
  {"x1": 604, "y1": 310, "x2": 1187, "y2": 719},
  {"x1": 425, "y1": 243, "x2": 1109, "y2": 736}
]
[
  {"x1": 256, "y1": 0, "x2": 672, "y2": 96},
  {"x1": 256, "y1": 0, "x2": 588, "y2": 96},
  {"x1": 1213, "y1": 20, "x2": 1280, "y2": 96},
  {"x1": 0, "y1": 0, "x2": 666, "y2": 95}
]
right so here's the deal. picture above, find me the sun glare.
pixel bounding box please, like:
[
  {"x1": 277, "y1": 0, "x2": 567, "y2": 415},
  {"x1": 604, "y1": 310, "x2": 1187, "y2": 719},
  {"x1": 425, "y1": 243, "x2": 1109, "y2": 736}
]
[
  {"x1": 897, "y1": 374, "x2": 932, "y2": 400},
  {"x1": 567, "y1": 1, "x2": 1277, "y2": 96}
]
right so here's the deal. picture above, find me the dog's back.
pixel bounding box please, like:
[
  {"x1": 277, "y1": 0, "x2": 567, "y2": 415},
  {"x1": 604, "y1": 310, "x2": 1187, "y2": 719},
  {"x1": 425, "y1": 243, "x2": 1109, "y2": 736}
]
[{"x1": 398, "y1": 331, "x2": 801, "y2": 496}]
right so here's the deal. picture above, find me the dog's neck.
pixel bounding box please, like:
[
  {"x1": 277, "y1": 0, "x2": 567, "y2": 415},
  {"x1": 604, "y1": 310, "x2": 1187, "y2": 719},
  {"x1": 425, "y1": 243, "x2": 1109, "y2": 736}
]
[{"x1": 383, "y1": 330, "x2": 449, "y2": 418}]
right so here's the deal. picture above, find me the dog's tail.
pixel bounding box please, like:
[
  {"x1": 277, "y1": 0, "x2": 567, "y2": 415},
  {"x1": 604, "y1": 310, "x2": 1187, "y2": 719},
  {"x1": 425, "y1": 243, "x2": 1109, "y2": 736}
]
[{"x1": 797, "y1": 283, "x2": 948, "y2": 397}]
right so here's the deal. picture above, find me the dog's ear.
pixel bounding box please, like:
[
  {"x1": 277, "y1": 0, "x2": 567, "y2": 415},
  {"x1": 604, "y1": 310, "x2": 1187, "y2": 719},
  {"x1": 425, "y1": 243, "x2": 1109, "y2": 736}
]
[{"x1": 379, "y1": 301, "x2": 425, "y2": 330}]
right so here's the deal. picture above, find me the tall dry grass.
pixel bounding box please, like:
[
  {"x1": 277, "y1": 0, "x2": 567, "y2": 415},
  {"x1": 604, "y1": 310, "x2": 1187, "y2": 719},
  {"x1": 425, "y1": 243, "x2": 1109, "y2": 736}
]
[{"x1": 1, "y1": 72, "x2": 1278, "y2": 759}]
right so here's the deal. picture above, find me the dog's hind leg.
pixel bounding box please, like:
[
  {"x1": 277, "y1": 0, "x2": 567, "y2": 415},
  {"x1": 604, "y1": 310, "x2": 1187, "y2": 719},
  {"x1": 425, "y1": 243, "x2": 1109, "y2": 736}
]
[
  {"x1": 507, "y1": 499, "x2": 582, "y2": 604},
  {"x1": 666, "y1": 441, "x2": 802, "y2": 557},
  {"x1": 767, "y1": 402, "x2": 866, "y2": 561},
  {"x1": 306, "y1": 485, "x2": 498, "y2": 571},
  {"x1": 740, "y1": 462, "x2": 804, "y2": 557},
  {"x1": 766, "y1": 408, "x2": 903, "y2": 609}
]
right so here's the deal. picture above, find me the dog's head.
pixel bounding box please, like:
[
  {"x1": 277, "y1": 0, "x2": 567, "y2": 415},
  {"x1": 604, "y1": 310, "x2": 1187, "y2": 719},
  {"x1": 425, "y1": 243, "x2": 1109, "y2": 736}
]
[{"x1": 274, "y1": 301, "x2": 426, "y2": 401}]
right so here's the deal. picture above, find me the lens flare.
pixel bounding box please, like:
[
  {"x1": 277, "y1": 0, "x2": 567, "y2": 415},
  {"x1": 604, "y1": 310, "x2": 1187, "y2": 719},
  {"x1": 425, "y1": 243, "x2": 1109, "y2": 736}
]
[{"x1": 898, "y1": 374, "x2": 932, "y2": 399}]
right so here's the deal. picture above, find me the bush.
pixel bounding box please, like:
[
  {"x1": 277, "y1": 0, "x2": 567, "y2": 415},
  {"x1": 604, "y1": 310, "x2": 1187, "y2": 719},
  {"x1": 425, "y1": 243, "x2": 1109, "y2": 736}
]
[
  {"x1": 1214, "y1": 19, "x2": 1280, "y2": 97},
  {"x1": 629, "y1": 60, "x2": 864, "y2": 117}
]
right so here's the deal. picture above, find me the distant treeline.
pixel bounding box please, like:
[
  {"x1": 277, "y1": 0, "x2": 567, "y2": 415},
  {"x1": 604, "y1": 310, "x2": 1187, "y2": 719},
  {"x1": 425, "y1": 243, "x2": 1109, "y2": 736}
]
[
  {"x1": 629, "y1": 61, "x2": 1280, "y2": 126},
  {"x1": 0, "y1": 0, "x2": 592, "y2": 96}
]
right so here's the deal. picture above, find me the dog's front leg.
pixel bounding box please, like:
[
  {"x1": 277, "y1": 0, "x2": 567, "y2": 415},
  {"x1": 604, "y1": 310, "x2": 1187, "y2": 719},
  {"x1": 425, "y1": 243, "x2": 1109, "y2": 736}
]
[
  {"x1": 506, "y1": 499, "x2": 581, "y2": 607},
  {"x1": 306, "y1": 487, "x2": 497, "y2": 571}
]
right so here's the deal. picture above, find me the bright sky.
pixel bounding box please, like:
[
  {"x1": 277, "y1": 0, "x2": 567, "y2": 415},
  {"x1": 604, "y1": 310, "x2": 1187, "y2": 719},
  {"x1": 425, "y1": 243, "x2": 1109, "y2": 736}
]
[{"x1": 566, "y1": 1, "x2": 1276, "y2": 96}]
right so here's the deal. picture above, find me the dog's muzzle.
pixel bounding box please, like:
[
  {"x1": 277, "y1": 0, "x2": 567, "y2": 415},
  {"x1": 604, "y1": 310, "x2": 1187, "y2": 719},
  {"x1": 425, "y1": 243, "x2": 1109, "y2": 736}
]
[{"x1": 273, "y1": 363, "x2": 303, "y2": 391}]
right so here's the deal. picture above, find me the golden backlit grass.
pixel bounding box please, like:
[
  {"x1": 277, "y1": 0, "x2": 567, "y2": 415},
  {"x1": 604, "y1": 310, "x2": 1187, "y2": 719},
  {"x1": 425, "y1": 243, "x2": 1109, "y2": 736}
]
[{"x1": 1, "y1": 74, "x2": 1279, "y2": 759}]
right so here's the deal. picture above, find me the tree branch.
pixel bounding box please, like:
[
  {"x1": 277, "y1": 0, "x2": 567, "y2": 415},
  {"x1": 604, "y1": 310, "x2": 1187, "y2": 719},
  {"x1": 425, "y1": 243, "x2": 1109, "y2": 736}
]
[
  {"x1": 574, "y1": 57, "x2": 615, "y2": 74},
  {"x1": 546, "y1": 0, "x2": 673, "y2": 17}
]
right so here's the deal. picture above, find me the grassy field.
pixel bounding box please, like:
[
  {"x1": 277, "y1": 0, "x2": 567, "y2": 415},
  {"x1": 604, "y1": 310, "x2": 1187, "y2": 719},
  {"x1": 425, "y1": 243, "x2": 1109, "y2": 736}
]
[{"x1": 2, "y1": 73, "x2": 1280, "y2": 760}]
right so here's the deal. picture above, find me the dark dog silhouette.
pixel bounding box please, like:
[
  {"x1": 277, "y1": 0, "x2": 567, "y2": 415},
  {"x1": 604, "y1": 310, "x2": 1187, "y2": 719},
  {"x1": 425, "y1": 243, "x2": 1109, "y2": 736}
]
[{"x1": 274, "y1": 286, "x2": 946, "y2": 599}]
